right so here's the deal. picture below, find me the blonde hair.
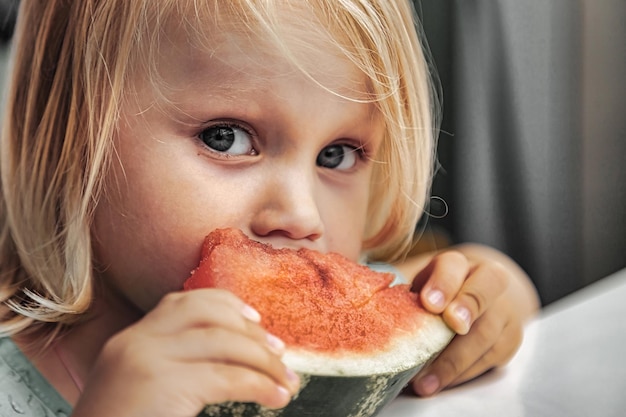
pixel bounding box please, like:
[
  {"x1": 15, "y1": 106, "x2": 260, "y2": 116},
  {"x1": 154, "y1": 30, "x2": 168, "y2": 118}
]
[{"x1": 0, "y1": 0, "x2": 439, "y2": 334}]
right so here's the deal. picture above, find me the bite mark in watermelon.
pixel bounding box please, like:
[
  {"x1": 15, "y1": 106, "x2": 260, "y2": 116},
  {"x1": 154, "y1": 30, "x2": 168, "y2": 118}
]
[{"x1": 184, "y1": 228, "x2": 454, "y2": 416}]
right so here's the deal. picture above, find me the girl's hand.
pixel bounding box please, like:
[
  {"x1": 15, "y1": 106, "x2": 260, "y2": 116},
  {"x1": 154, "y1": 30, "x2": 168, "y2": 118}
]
[
  {"x1": 72, "y1": 289, "x2": 300, "y2": 417},
  {"x1": 395, "y1": 244, "x2": 540, "y2": 397}
]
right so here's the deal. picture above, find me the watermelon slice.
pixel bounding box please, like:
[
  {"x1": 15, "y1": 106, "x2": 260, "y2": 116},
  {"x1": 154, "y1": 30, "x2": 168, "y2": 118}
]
[{"x1": 184, "y1": 228, "x2": 454, "y2": 417}]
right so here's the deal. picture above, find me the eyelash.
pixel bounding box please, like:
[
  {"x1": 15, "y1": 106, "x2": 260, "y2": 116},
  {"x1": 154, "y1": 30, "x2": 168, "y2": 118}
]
[
  {"x1": 343, "y1": 143, "x2": 372, "y2": 163},
  {"x1": 319, "y1": 143, "x2": 371, "y2": 172},
  {"x1": 197, "y1": 121, "x2": 257, "y2": 155},
  {"x1": 349, "y1": 144, "x2": 369, "y2": 159},
  {"x1": 196, "y1": 121, "x2": 372, "y2": 167},
  {"x1": 201, "y1": 121, "x2": 255, "y2": 138}
]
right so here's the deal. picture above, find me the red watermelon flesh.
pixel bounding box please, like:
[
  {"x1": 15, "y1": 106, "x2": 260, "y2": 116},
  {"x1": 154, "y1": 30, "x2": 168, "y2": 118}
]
[{"x1": 184, "y1": 228, "x2": 453, "y2": 376}]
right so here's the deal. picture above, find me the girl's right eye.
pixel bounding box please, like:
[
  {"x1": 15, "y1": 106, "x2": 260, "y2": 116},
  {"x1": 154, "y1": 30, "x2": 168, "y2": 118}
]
[{"x1": 198, "y1": 124, "x2": 256, "y2": 156}]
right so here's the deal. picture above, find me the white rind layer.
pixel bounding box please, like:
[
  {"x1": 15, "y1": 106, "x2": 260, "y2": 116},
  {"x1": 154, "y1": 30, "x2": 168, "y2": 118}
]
[{"x1": 282, "y1": 315, "x2": 454, "y2": 376}]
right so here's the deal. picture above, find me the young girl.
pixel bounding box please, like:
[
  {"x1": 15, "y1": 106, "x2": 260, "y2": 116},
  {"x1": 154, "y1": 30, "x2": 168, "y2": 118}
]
[{"x1": 0, "y1": 1, "x2": 539, "y2": 416}]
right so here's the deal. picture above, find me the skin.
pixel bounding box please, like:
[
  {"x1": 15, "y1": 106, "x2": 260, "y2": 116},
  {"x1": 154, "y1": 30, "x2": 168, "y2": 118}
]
[
  {"x1": 15, "y1": 8, "x2": 539, "y2": 417},
  {"x1": 395, "y1": 244, "x2": 539, "y2": 396},
  {"x1": 76, "y1": 18, "x2": 384, "y2": 416}
]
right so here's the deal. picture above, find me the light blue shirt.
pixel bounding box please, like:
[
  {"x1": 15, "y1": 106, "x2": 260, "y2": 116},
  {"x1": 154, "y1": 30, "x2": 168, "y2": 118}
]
[{"x1": 0, "y1": 337, "x2": 72, "y2": 417}]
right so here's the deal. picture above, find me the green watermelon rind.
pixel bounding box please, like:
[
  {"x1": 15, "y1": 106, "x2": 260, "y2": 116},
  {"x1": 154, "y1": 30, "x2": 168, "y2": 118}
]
[{"x1": 197, "y1": 319, "x2": 454, "y2": 417}]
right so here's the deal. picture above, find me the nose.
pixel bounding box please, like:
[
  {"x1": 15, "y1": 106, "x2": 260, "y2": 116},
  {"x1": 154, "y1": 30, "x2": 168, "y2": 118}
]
[{"x1": 250, "y1": 166, "x2": 324, "y2": 246}]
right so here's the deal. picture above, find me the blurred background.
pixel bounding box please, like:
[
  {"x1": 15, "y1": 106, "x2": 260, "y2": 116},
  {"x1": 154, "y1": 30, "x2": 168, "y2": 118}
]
[
  {"x1": 1, "y1": 0, "x2": 624, "y2": 306},
  {"x1": 415, "y1": 0, "x2": 625, "y2": 305},
  {"x1": 0, "y1": 0, "x2": 16, "y2": 88}
]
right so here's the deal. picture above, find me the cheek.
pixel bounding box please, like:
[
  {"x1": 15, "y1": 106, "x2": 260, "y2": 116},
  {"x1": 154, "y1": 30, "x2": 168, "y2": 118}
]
[
  {"x1": 91, "y1": 147, "x2": 209, "y2": 310},
  {"x1": 91, "y1": 129, "x2": 262, "y2": 311},
  {"x1": 91, "y1": 186, "x2": 202, "y2": 311},
  {"x1": 322, "y1": 181, "x2": 371, "y2": 261}
]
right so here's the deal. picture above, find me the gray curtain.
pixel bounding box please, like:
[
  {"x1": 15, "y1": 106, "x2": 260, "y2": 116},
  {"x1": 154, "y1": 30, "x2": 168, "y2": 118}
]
[
  {"x1": 0, "y1": 0, "x2": 18, "y2": 99},
  {"x1": 0, "y1": 45, "x2": 8, "y2": 92},
  {"x1": 418, "y1": 0, "x2": 626, "y2": 305}
]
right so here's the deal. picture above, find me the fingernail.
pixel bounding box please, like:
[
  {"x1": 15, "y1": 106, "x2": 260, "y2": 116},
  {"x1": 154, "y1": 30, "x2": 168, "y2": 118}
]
[
  {"x1": 427, "y1": 289, "x2": 445, "y2": 309},
  {"x1": 286, "y1": 368, "x2": 300, "y2": 387},
  {"x1": 417, "y1": 374, "x2": 440, "y2": 396},
  {"x1": 277, "y1": 385, "x2": 291, "y2": 402},
  {"x1": 242, "y1": 304, "x2": 261, "y2": 322},
  {"x1": 266, "y1": 333, "x2": 286, "y2": 353},
  {"x1": 454, "y1": 305, "x2": 471, "y2": 334}
]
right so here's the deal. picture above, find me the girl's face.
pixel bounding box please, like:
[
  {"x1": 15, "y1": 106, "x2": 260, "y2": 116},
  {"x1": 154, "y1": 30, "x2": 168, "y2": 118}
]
[{"x1": 92, "y1": 16, "x2": 385, "y2": 313}]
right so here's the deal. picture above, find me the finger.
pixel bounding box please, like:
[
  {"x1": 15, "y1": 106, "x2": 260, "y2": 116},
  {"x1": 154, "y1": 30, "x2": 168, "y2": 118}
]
[
  {"x1": 442, "y1": 261, "x2": 509, "y2": 335},
  {"x1": 87, "y1": 329, "x2": 299, "y2": 416},
  {"x1": 144, "y1": 289, "x2": 263, "y2": 336},
  {"x1": 411, "y1": 313, "x2": 505, "y2": 397},
  {"x1": 413, "y1": 251, "x2": 470, "y2": 314},
  {"x1": 84, "y1": 362, "x2": 296, "y2": 415},
  {"x1": 160, "y1": 327, "x2": 298, "y2": 391},
  {"x1": 192, "y1": 362, "x2": 296, "y2": 410},
  {"x1": 449, "y1": 319, "x2": 523, "y2": 387}
]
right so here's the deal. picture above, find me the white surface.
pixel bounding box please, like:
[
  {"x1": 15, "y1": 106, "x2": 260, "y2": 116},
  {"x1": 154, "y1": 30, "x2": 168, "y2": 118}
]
[{"x1": 378, "y1": 267, "x2": 626, "y2": 417}]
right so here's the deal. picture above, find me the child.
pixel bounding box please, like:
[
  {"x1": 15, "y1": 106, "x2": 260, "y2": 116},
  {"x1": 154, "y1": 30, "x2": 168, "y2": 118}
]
[{"x1": 0, "y1": 1, "x2": 539, "y2": 416}]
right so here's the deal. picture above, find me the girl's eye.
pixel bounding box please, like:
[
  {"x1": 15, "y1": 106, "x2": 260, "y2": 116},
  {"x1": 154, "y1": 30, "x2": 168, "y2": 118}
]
[
  {"x1": 199, "y1": 125, "x2": 255, "y2": 156},
  {"x1": 316, "y1": 144, "x2": 359, "y2": 170}
]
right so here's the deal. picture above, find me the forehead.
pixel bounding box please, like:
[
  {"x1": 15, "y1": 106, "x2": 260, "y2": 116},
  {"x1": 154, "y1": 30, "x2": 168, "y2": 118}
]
[{"x1": 141, "y1": 1, "x2": 373, "y2": 102}]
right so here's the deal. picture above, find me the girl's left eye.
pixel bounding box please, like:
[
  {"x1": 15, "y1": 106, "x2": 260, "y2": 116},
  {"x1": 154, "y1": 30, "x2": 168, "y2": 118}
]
[
  {"x1": 199, "y1": 125, "x2": 255, "y2": 156},
  {"x1": 316, "y1": 144, "x2": 360, "y2": 170}
]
